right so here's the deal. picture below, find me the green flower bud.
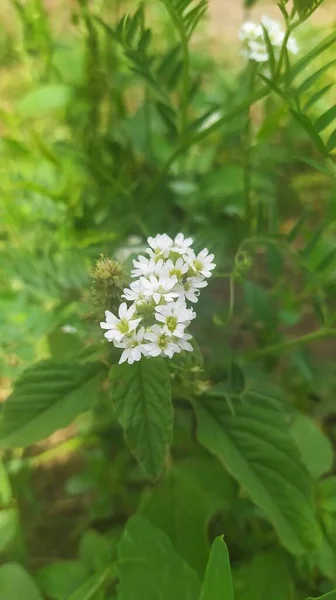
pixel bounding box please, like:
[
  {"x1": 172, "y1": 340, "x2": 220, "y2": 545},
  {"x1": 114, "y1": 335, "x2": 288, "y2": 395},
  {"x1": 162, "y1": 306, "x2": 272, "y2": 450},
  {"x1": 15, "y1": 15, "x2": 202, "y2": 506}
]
[{"x1": 90, "y1": 255, "x2": 129, "y2": 314}]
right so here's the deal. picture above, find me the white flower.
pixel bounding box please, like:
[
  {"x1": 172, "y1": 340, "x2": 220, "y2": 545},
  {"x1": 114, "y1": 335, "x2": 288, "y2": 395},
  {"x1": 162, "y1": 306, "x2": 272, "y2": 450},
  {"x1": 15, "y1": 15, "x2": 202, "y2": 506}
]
[
  {"x1": 144, "y1": 325, "x2": 180, "y2": 358},
  {"x1": 146, "y1": 233, "x2": 173, "y2": 258},
  {"x1": 179, "y1": 276, "x2": 208, "y2": 303},
  {"x1": 61, "y1": 324, "x2": 77, "y2": 334},
  {"x1": 131, "y1": 256, "x2": 164, "y2": 278},
  {"x1": 114, "y1": 327, "x2": 148, "y2": 364},
  {"x1": 175, "y1": 333, "x2": 193, "y2": 353},
  {"x1": 100, "y1": 303, "x2": 141, "y2": 342},
  {"x1": 185, "y1": 248, "x2": 216, "y2": 278},
  {"x1": 155, "y1": 298, "x2": 196, "y2": 337},
  {"x1": 164, "y1": 257, "x2": 189, "y2": 281},
  {"x1": 140, "y1": 274, "x2": 179, "y2": 304},
  {"x1": 172, "y1": 233, "x2": 194, "y2": 256},
  {"x1": 239, "y1": 16, "x2": 298, "y2": 63},
  {"x1": 122, "y1": 280, "x2": 148, "y2": 305}
]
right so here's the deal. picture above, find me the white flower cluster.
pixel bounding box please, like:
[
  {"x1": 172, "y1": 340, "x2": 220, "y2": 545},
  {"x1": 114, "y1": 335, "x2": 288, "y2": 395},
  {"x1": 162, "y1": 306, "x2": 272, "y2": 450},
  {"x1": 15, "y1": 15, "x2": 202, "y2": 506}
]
[
  {"x1": 100, "y1": 233, "x2": 215, "y2": 364},
  {"x1": 239, "y1": 16, "x2": 299, "y2": 63}
]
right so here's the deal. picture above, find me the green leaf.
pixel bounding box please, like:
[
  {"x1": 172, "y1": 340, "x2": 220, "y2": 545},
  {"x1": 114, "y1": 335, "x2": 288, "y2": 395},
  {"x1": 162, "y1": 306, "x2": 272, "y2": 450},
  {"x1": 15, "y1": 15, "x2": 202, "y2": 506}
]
[
  {"x1": 193, "y1": 389, "x2": 321, "y2": 555},
  {"x1": 199, "y1": 537, "x2": 233, "y2": 600},
  {"x1": 109, "y1": 358, "x2": 173, "y2": 480},
  {"x1": 287, "y1": 210, "x2": 308, "y2": 243},
  {"x1": 117, "y1": 515, "x2": 201, "y2": 600},
  {"x1": 141, "y1": 457, "x2": 235, "y2": 576},
  {"x1": 290, "y1": 413, "x2": 333, "y2": 479},
  {"x1": 289, "y1": 31, "x2": 336, "y2": 83},
  {"x1": 327, "y1": 129, "x2": 336, "y2": 152},
  {"x1": 297, "y1": 61, "x2": 336, "y2": 96},
  {"x1": 79, "y1": 530, "x2": 112, "y2": 572},
  {"x1": 0, "y1": 563, "x2": 42, "y2": 600},
  {"x1": 37, "y1": 561, "x2": 89, "y2": 600},
  {"x1": 0, "y1": 361, "x2": 103, "y2": 448},
  {"x1": 17, "y1": 85, "x2": 72, "y2": 117},
  {"x1": 67, "y1": 567, "x2": 116, "y2": 600},
  {"x1": 315, "y1": 105, "x2": 336, "y2": 133},
  {"x1": 0, "y1": 509, "x2": 19, "y2": 553},
  {"x1": 293, "y1": 0, "x2": 326, "y2": 19},
  {"x1": 304, "y1": 84, "x2": 333, "y2": 111},
  {"x1": 236, "y1": 550, "x2": 293, "y2": 600}
]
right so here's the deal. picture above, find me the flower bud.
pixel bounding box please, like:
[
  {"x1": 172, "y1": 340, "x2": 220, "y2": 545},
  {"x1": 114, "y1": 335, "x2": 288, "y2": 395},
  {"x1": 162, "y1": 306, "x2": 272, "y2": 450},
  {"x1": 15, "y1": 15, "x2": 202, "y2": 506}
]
[{"x1": 90, "y1": 255, "x2": 129, "y2": 314}]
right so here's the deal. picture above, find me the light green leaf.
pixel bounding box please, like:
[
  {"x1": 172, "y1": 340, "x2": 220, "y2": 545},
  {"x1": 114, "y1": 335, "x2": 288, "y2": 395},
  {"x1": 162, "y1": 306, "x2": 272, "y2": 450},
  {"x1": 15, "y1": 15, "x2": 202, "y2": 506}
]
[
  {"x1": 0, "y1": 563, "x2": 42, "y2": 600},
  {"x1": 37, "y1": 561, "x2": 89, "y2": 600},
  {"x1": 193, "y1": 389, "x2": 321, "y2": 554},
  {"x1": 290, "y1": 413, "x2": 333, "y2": 479},
  {"x1": 235, "y1": 550, "x2": 293, "y2": 600},
  {"x1": 0, "y1": 509, "x2": 19, "y2": 553},
  {"x1": 0, "y1": 361, "x2": 103, "y2": 448},
  {"x1": 17, "y1": 85, "x2": 72, "y2": 117},
  {"x1": 117, "y1": 515, "x2": 201, "y2": 600},
  {"x1": 199, "y1": 537, "x2": 233, "y2": 600},
  {"x1": 109, "y1": 359, "x2": 173, "y2": 480}
]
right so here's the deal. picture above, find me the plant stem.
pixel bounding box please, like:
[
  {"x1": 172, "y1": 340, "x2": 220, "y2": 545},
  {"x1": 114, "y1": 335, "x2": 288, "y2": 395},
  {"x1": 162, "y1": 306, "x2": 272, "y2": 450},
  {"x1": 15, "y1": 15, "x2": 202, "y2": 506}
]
[
  {"x1": 240, "y1": 328, "x2": 336, "y2": 360},
  {"x1": 243, "y1": 64, "x2": 256, "y2": 232},
  {"x1": 225, "y1": 276, "x2": 235, "y2": 326},
  {"x1": 180, "y1": 30, "x2": 190, "y2": 144}
]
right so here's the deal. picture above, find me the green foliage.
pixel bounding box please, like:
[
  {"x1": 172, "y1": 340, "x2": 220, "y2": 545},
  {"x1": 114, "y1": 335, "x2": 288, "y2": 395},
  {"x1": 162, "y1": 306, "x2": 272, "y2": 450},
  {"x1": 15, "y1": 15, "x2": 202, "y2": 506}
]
[
  {"x1": 110, "y1": 358, "x2": 173, "y2": 480},
  {"x1": 0, "y1": 361, "x2": 104, "y2": 447},
  {"x1": 0, "y1": 0, "x2": 336, "y2": 597},
  {"x1": 117, "y1": 515, "x2": 201, "y2": 600}
]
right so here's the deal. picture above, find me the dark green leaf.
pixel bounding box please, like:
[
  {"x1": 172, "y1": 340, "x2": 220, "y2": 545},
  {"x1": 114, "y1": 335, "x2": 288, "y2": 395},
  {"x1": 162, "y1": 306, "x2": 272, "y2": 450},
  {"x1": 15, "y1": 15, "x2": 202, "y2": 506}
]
[
  {"x1": 199, "y1": 537, "x2": 233, "y2": 600},
  {"x1": 236, "y1": 550, "x2": 294, "y2": 600},
  {"x1": 297, "y1": 60, "x2": 336, "y2": 96},
  {"x1": 117, "y1": 515, "x2": 201, "y2": 600},
  {"x1": 193, "y1": 389, "x2": 321, "y2": 554},
  {"x1": 306, "y1": 592, "x2": 336, "y2": 600},
  {"x1": 288, "y1": 31, "x2": 336, "y2": 83},
  {"x1": 293, "y1": 0, "x2": 326, "y2": 19},
  {"x1": 109, "y1": 358, "x2": 173, "y2": 480},
  {"x1": 0, "y1": 361, "x2": 103, "y2": 448}
]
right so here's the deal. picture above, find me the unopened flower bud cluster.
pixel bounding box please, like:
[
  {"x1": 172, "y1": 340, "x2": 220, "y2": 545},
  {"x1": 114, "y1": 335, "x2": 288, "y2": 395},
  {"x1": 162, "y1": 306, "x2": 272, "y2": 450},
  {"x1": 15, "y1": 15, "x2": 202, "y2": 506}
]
[
  {"x1": 239, "y1": 16, "x2": 299, "y2": 63},
  {"x1": 100, "y1": 233, "x2": 215, "y2": 364}
]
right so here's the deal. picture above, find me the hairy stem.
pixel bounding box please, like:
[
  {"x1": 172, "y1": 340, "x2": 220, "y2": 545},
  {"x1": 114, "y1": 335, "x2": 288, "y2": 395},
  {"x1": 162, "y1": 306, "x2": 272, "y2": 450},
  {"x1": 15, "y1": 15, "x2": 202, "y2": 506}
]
[{"x1": 241, "y1": 328, "x2": 336, "y2": 360}]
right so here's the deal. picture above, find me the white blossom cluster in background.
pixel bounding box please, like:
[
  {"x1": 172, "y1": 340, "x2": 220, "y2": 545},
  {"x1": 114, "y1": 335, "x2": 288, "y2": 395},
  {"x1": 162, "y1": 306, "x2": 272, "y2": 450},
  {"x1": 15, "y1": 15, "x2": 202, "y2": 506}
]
[
  {"x1": 100, "y1": 233, "x2": 215, "y2": 364},
  {"x1": 239, "y1": 16, "x2": 299, "y2": 63}
]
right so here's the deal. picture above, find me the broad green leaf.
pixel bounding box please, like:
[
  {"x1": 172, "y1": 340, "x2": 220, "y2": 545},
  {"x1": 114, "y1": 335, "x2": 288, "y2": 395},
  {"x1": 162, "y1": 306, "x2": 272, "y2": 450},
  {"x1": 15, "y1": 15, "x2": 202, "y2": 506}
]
[
  {"x1": 17, "y1": 85, "x2": 72, "y2": 117},
  {"x1": 37, "y1": 561, "x2": 89, "y2": 600},
  {"x1": 235, "y1": 550, "x2": 293, "y2": 600},
  {"x1": 110, "y1": 359, "x2": 173, "y2": 480},
  {"x1": 79, "y1": 530, "x2": 112, "y2": 572},
  {"x1": 199, "y1": 537, "x2": 233, "y2": 600},
  {"x1": 0, "y1": 563, "x2": 42, "y2": 600},
  {"x1": 291, "y1": 413, "x2": 333, "y2": 479},
  {"x1": 0, "y1": 361, "x2": 103, "y2": 448},
  {"x1": 141, "y1": 457, "x2": 236, "y2": 576},
  {"x1": 193, "y1": 389, "x2": 321, "y2": 554},
  {"x1": 318, "y1": 477, "x2": 336, "y2": 513},
  {"x1": 117, "y1": 515, "x2": 201, "y2": 600}
]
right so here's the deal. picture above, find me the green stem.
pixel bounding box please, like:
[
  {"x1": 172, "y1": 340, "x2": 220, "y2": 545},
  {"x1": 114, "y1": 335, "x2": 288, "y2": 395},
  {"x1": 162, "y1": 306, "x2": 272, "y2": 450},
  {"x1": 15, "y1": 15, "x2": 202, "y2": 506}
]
[
  {"x1": 240, "y1": 328, "x2": 336, "y2": 360},
  {"x1": 180, "y1": 31, "x2": 190, "y2": 143},
  {"x1": 225, "y1": 276, "x2": 235, "y2": 326},
  {"x1": 243, "y1": 64, "x2": 256, "y2": 231}
]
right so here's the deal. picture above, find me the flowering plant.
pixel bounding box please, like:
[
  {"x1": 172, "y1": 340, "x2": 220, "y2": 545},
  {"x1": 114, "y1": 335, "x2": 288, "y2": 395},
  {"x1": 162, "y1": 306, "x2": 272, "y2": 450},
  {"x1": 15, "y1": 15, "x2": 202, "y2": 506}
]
[{"x1": 100, "y1": 233, "x2": 215, "y2": 363}]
